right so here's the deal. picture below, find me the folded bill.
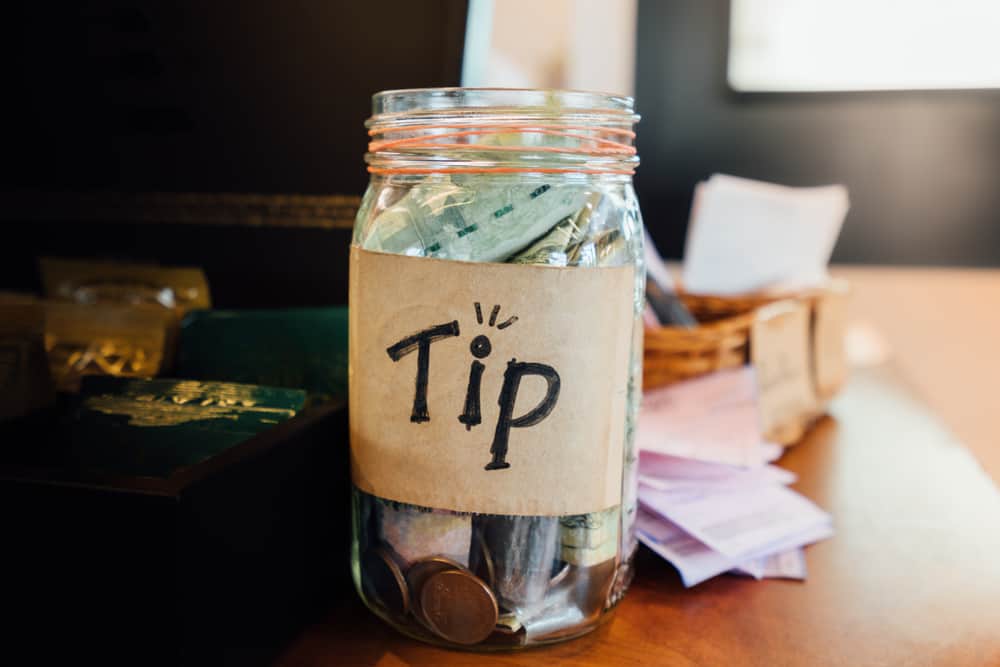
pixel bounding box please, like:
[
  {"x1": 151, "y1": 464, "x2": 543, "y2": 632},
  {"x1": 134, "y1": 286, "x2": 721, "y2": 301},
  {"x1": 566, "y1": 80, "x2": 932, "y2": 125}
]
[
  {"x1": 377, "y1": 498, "x2": 472, "y2": 568},
  {"x1": 365, "y1": 179, "x2": 589, "y2": 263}
]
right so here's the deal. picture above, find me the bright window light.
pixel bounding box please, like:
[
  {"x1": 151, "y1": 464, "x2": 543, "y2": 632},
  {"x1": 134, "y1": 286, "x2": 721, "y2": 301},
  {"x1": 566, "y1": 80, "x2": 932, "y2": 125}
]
[{"x1": 728, "y1": 0, "x2": 1000, "y2": 92}]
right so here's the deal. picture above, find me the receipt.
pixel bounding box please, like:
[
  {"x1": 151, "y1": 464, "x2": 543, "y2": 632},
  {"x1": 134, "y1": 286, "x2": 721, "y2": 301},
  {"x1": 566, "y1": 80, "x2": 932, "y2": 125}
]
[
  {"x1": 637, "y1": 507, "x2": 739, "y2": 587},
  {"x1": 638, "y1": 450, "x2": 796, "y2": 493},
  {"x1": 639, "y1": 483, "x2": 832, "y2": 561},
  {"x1": 637, "y1": 366, "x2": 766, "y2": 468},
  {"x1": 732, "y1": 548, "x2": 808, "y2": 581},
  {"x1": 682, "y1": 174, "x2": 849, "y2": 295}
]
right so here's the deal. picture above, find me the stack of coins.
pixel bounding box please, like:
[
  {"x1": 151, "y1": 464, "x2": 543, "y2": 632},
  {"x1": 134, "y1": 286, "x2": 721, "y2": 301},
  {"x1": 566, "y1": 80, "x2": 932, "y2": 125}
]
[
  {"x1": 357, "y1": 491, "x2": 622, "y2": 647},
  {"x1": 361, "y1": 542, "x2": 500, "y2": 645}
]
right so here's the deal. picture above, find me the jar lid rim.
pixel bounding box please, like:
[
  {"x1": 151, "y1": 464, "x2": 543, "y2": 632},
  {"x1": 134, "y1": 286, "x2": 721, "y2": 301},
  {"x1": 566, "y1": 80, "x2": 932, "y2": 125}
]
[{"x1": 371, "y1": 87, "x2": 636, "y2": 118}]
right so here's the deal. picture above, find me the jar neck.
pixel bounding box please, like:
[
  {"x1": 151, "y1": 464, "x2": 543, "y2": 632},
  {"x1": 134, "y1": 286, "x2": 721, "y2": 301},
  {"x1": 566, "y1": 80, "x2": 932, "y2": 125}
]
[{"x1": 365, "y1": 88, "x2": 640, "y2": 177}]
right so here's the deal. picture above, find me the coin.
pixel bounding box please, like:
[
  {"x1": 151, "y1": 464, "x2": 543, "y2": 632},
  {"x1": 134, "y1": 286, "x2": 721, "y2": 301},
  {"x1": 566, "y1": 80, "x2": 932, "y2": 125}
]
[
  {"x1": 548, "y1": 562, "x2": 571, "y2": 588},
  {"x1": 362, "y1": 546, "x2": 409, "y2": 617},
  {"x1": 420, "y1": 569, "x2": 499, "y2": 645},
  {"x1": 405, "y1": 556, "x2": 465, "y2": 624},
  {"x1": 470, "y1": 530, "x2": 496, "y2": 590}
]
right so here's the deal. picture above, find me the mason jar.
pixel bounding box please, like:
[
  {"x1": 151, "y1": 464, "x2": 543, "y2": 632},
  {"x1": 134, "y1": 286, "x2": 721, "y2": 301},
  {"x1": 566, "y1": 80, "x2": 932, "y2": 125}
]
[{"x1": 349, "y1": 88, "x2": 645, "y2": 649}]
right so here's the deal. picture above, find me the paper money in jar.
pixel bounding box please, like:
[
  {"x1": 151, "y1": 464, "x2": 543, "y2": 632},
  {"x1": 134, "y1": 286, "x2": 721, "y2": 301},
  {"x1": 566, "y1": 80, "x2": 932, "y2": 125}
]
[
  {"x1": 376, "y1": 498, "x2": 472, "y2": 568},
  {"x1": 366, "y1": 179, "x2": 589, "y2": 263},
  {"x1": 559, "y1": 507, "x2": 620, "y2": 566},
  {"x1": 350, "y1": 87, "x2": 645, "y2": 649},
  {"x1": 484, "y1": 515, "x2": 560, "y2": 609}
]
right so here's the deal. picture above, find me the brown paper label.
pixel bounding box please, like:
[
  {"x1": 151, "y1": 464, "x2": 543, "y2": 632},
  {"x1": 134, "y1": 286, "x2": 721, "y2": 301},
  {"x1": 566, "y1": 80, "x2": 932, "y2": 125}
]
[
  {"x1": 751, "y1": 300, "x2": 818, "y2": 444},
  {"x1": 349, "y1": 247, "x2": 634, "y2": 516},
  {"x1": 813, "y1": 282, "x2": 850, "y2": 401}
]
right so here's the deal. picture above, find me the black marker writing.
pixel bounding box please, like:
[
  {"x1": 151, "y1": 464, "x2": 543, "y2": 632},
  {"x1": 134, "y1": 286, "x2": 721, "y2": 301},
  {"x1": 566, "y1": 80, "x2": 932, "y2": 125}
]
[
  {"x1": 486, "y1": 358, "x2": 561, "y2": 470},
  {"x1": 386, "y1": 320, "x2": 460, "y2": 423},
  {"x1": 458, "y1": 334, "x2": 492, "y2": 430}
]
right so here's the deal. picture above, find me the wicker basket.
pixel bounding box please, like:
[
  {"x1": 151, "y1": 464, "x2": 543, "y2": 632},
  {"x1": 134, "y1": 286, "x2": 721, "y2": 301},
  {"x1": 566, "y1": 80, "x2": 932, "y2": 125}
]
[
  {"x1": 676, "y1": 291, "x2": 783, "y2": 321},
  {"x1": 642, "y1": 295, "x2": 756, "y2": 390},
  {"x1": 642, "y1": 284, "x2": 848, "y2": 445},
  {"x1": 641, "y1": 288, "x2": 827, "y2": 390}
]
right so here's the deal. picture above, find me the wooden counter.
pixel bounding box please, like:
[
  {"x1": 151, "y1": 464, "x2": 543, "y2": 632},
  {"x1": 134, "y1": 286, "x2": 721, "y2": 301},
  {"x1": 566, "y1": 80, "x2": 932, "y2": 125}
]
[{"x1": 278, "y1": 267, "x2": 1000, "y2": 666}]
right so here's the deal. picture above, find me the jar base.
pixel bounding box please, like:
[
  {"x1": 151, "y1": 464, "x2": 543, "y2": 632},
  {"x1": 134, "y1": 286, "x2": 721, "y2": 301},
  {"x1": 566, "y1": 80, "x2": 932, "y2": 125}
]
[{"x1": 360, "y1": 594, "x2": 621, "y2": 651}]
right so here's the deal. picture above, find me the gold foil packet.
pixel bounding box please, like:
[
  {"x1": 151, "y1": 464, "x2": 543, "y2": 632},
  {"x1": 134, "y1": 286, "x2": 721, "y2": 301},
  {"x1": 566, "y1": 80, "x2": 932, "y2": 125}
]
[
  {"x1": 39, "y1": 258, "x2": 212, "y2": 372},
  {"x1": 43, "y1": 301, "x2": 172, "y2": 392},
  {"x1": 39, "y1": 257, "x2": 211, "y2": 314},
  {"x1": 0, "y1": 292, "x2": 56, "y2": 419}
]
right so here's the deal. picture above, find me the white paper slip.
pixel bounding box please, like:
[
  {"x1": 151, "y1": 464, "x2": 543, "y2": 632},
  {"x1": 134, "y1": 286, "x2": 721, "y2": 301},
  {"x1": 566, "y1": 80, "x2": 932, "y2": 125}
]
[
  {"x1": 733, "y1": 548, "x2": 809, "y2": 581},
  {"x1": 638, "y1": 367, "x2": 764, "y2": 468},
  {"x1": 639, "y1": 483, "x2": 833, "y2": 561},
  {"x1": 643, "y1": 227, "x2": 679, "y2": 294},
  {"x1": 638, "y1": 450, "x2": 796, "y2": 490},
  {"x1": 761, "y1": 441, "x2": 784, "y2": 463},
  {"x1": 636, "y1": 506, "x2": 740, "y2": 588},
  {"x1": 638, "y1": 505, "x2": 823, "y2": 587},
  {"x1": 682, "y1": 174, "x2": 849, "y2": 295}
]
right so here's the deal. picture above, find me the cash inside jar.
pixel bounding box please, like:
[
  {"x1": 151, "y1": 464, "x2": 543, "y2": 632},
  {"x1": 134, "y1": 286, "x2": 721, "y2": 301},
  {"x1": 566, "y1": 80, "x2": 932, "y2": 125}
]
[
  {"x1": 355, "y1": 492, "x2": 622, "y2": 647},
  {"x1": 351, "y1": 89, "x2": 644, "y2": 649}
]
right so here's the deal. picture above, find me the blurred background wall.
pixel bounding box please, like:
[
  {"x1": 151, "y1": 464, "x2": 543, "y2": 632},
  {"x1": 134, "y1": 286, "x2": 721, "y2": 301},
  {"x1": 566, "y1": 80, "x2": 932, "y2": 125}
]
[
  {"x1": 4, "y1": 0, "x2": 999, "y2": 270},
  {"x1": 469, "y1": 0, "x2": 1000, "y2": 267},
  {"x1": 634, "y1": 1, "x2": 1000, "y2": 266}
]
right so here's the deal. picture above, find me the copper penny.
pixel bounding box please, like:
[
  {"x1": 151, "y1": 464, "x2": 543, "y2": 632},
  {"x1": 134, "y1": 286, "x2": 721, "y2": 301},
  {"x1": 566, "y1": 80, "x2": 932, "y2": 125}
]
[
  {"x1": 548, "y1": 562, "x2": 571, "y2": 589},
  {"x1": 420, "y1": 569, "x2": 499, "y2": 645},
  {"x1": 405, "y1": 556, "x2": 465, "y2": 623},
  {"x1": 362, "y1": 546, "x2": 409, "y2": 617},
  {"x1": 470, "y1": 531, "x2": 496, "y2": 590}
]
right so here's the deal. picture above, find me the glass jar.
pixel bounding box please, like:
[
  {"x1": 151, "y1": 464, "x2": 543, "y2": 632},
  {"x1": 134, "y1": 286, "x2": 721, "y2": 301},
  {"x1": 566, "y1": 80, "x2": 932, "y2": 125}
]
[{"x1": 349, "y1": 88, "x2": 644, "y2": 649}]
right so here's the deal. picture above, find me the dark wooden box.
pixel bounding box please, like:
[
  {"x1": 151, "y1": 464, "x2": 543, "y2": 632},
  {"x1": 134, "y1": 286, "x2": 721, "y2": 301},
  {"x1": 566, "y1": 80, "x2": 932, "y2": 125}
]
[{"x1": 1, "y1": 400, "x2": 350, "y2": 666}]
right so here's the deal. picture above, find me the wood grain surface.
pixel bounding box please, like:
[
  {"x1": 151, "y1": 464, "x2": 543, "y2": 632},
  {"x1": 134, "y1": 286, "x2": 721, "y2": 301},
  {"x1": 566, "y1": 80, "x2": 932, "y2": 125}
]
[
  {"x1": 276, "y1": 366, "x2": 1000, "y2": 666},
  {"x1": 833, "y1": 265, "x2": 1000, "y2": 484}
]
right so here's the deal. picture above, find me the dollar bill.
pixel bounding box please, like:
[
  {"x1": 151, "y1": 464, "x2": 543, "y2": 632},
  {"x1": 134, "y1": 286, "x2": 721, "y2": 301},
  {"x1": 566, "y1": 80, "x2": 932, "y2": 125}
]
[
  {"x1": 365, "y1": 179, "x2": 590, "y2": 263},
  {"x1": 567, "y1": 227, "x2": 631, "y2": 267},
  {"x1": 560, "y1": 538, "x2": 617, "y2": 567},
  {"x1": 560, "y1": 507, "x2": 620, "y2": 549},
  {"x1": 485, "y1": 515, "x2": 560, "y2": 607},
  {"x1": 376, "y1": 498, "x2": 472, "y2": 568},
  {"x1": 508, "y1": 216, "x2": 580, "y2": 266}
]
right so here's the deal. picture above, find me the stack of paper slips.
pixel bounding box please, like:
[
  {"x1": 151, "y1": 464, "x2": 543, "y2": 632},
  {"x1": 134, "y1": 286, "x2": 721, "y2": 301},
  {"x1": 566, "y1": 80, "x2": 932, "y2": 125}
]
[
  {"x1": 682, "y1": 174, "x2": 850, "y2": 296},
  {"x1": 636, "y1": 366, "x2": 833, "y2": 587}
]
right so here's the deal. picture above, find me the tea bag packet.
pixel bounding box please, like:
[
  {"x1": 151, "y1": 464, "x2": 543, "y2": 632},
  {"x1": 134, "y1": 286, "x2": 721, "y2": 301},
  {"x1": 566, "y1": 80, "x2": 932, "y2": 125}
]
[
  {"x1": 0, "y1": 293, "x2": 55, "y2": 420},
  {"x1": 40, "y1": 258, "x2": 212, "y2": 371},
  {"x1": 44, "y1": 301, "x2": 174, "y2": 392},
  {"x1": 40, "y1": 258, "x2": 211, "y2": 315},
  {"x1": 376, "y1": 498, "x2": 473, "y2": 568}
]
